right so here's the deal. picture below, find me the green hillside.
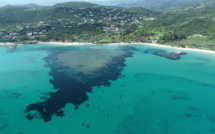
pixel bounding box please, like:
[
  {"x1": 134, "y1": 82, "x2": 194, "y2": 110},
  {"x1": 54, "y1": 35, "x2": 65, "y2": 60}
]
[
  {"x1": 0, "y1": 7, "x2": 79, "y2": 26},
  {"x1": 122, "y1": 0, "x2": 215, "y2": 50},
  {"x1": 0, "y1": 3, "x2": 156, "y2": 27},
  {"x1": 0, "y1": 2, "x2": 155, "y2": 44},
  {"x1": 0, "y1": 1, "x2": 215, "y2": 50},
  {"x1": 119, "y1": 0, "x2": 213, "y2": 11},
  {"x1": 125, "y1": 7, "x2": 159, "y2": 16}
]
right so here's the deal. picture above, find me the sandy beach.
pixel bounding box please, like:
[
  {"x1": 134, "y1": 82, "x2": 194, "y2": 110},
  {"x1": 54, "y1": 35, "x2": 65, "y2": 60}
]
[
  {"x1": 100, "y1": 42, "x2": 215, "y2": 54},
  {"x1": 38, "y1": 41, "x2": 93, "y2": 46},
  {"x1": 1, "y1": 41, "x2": 215, "y2": 54},
  {"x1": 38, "y1": 41, "x2": 215, "y2": 54},
  {"x1": 97, "y1": 42, "x2": 215, "y2": 54},
  {"x1": 143, "y1": 43, "x2": 215, "y2": 54},
  {"x1": 0, "y1": 42, "x2": 16, "y2": 46}
]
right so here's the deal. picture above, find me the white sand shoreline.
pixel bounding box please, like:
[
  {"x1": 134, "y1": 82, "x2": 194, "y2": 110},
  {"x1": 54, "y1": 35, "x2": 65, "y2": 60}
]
[
  {"x1": 0, "y1": 42, "x2": 16, "y2": 46},
  {"x1": 38, "y1": 41, "x2": 215, "y2": 54},
  {"x1": 1, "y1": 41, "x2": 215, "y2": 54},
  {"x1": 143, "y1": 43, "x2": 215, "y2": 54},
  {"x1": 37, "y1": 41, "x2": 94, "y2": 46}
]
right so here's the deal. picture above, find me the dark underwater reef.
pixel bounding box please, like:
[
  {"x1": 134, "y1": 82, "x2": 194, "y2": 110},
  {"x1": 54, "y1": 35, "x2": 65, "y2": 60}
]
[{"x1": 24, "y1": 47, "x2": 134, "y2": 122}]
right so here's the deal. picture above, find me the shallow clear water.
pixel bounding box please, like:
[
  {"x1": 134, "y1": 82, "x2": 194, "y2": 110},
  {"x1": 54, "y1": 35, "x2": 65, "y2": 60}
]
[{"x1": 0, "y1": 44, "x2": 215, "y2": 134}]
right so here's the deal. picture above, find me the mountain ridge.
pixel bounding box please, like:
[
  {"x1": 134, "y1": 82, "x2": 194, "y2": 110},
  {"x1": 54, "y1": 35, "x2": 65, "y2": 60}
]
[
  {"x1": 4, "y1": 3, "x2": 44, "y2": 8},
  {"x1": 52, "y1": 2, "x2": 99, "y2": 8},
  {"x1": 118, "y1": 0, "x2": 214, "y2": 11}
]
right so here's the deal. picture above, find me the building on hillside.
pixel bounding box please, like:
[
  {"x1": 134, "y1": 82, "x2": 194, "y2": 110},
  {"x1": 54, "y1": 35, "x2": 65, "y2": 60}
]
[
  {"x1": 27, "y1": 32, "x2": 33, "y2": 36},
  {"x1": 193, "y1": 34, "x2": 204, "y2": 38},
  {"x1": 9, "y1": 33, "x2": 19, "y2": 36}
]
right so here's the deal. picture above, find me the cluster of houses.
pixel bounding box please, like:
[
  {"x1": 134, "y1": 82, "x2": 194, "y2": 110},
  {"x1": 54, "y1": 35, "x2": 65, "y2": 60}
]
[
  {"x1": 103, "y1": 27, "x2": 124, "y2": 33},
  {"x1": 0, "y1": 7, "x2": 148, "y2": 42},
  {"x1": 29, "y1": 31, "x2": 47, "y2": 39},
  {"x1": 0, "y1": 21, "x2": 49, "y2": 41},
  {"x1": 188, "y1": 34, "x2": 204, "y2": 38},
  {"x1": 69, "y1": 7, "x2": 143, "y2": 28},
  {"x1": 0, "y1": 32, "x2": 20, "y2": 40}
]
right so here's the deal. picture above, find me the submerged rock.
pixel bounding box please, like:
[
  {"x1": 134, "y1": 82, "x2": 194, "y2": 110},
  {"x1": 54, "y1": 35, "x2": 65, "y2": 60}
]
[
  {"x1": 154, "y1": 51, "x2": 187, "y2": 60},
  {"x1": 0, "y1": 119, "x2": 8, "y2": 130},
  {"x1": 8, "y1": 44, "x2": 17, "y2": 53}
]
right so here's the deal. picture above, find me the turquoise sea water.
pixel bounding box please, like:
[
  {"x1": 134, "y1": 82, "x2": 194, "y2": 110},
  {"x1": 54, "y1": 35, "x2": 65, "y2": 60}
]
[{"x1": 0, "y1": 44, "x2": 215, "y2": 134}]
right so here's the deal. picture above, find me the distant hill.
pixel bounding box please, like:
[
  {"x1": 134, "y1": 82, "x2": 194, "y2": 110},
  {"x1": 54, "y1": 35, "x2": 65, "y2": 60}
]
[
  {"x1": 118, "y1": 0, "x2": 213, "y2": 11},
  {"x1": 165, "y1": 0, "x2": 215, "y2": 12},
  {"x1": 122, "y1": 7, "x2": 159, "y2": 16},
  {"x1": 163, "y1": 1, "x2": 215, "y2": 21},
  {"x1": 0, "y1": 2, "x2": 156, "y2": 26},
  {"x1": 53, "y1": 2, "x2": 98, "y2": 8},
  {"x1": 4, "y1": 3, "x2": 44, "y2": 8},
  {"x1": 0, "y1": 6, "x2": 80, "y2": 25}
]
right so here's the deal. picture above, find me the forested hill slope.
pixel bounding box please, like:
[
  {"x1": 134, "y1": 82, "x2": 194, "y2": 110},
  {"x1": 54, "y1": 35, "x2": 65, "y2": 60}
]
[
  {"x1": 0, "y1": 7, "x2": 80, "y2": 25},
  {"x1": 164, "y1": 0, "x2": 215, "y2": 20},
  {"x1": 138, "y1": 0, "x2": 215, "y2": 50},
  {"x1": 119, "y1": 0, "x2": 213, "y2": 11}
]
